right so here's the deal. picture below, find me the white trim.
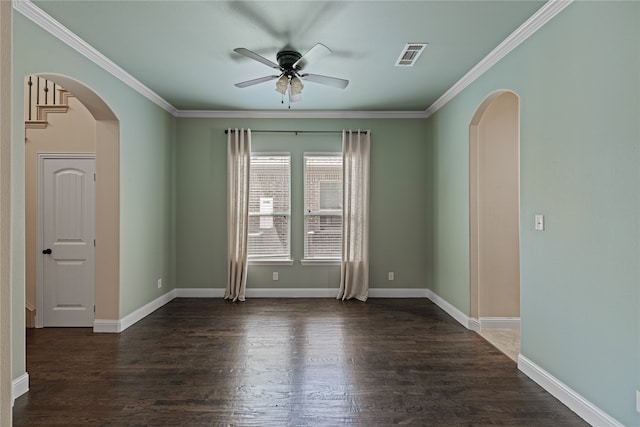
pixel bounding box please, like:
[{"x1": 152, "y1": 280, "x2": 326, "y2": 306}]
[
  {"x1": 424, "y1": 0, "x2": 573, "y2": 118},
  {"x1": 176, "y1": 288, "x2": 226, "y2": 298},
  {"x1": 13, "y1": 0, "x2": 571, "y2": 120},
  {"x1": 12, "y1": 373, "x2": 29, "y2": 405},
  {"x1": 299, "y1": 259, "x2": 340, "y2": 266},
  {"x1": 426, "y1": 288, "x2": 623, "y2": 426},
  {"x1": 425, "y1": 288, "x2": 472, "y2": 329},
  {"x1": 175, "y1": 110, "x2": 427, "y2": 119},
  {"x1": 518, "y1": 355, "x2": 624, "y2": 427},
  {"x1": 248, "y1": 259, "x2": 295, "y2": 266},
  {"x1": 13, "y1": 0, "x2": 178, "y2": 116},
  {"x1": 175, "y1": 287, "x2": 427, "y2": 298},
  {"x1": 478, "y1": 317, "x2": 520, "y2": 330},
  {"x1": 93, "y1": 289, "x2": 177, "y2": 333},
  {"x1": 92, "y1": 318, "x2": 121, "y2": 333},
  {"x1": 425, "y1": 290, "x2": 521, "y2": 331},
  {"x1": 178, "y1": 287, "x2": 334, "y2": 298},
  {"x1": 368, "y1": 288, "x2": 428, "y2": 298},
  {"x1": 119, "y1": 289, "x2": 176, "y2": 331},
  {"x1": 247, "y1": 288, "x2": 337, "y2": 298}
]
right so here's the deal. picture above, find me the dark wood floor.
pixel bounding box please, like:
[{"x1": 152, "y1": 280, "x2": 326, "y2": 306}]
[{"x1": 14, "y1": 298, "x2": 588, "y2": 426}]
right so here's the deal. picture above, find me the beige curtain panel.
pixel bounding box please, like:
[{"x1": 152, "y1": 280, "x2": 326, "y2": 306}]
[
  {"x1": 225, "y1": 128, "x2": 251, "y2": 302},
  {"x1": 338, "y1": 130, "x2": 371, "y2": 301}
]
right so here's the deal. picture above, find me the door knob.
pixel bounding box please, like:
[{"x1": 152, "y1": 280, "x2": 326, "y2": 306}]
[{"x1": 42, "y1": 248, "x2": 52, "y2": 255}]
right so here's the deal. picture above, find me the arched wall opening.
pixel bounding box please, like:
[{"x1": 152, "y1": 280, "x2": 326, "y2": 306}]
[
  {"x1": 26, "y1": 73, "x2": 120, "y2": 325},
  {"x1": 469, "y1": 90, "x2": 520, "y2": 325}
]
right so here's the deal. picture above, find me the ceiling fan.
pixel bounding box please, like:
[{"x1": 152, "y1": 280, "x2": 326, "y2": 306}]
[{"x1": 233, "y1": 43, "x2": 349, "y2": 103}]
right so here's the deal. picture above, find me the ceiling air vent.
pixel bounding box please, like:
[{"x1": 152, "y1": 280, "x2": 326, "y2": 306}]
[{"x1": 395, "y1": 43, "x2": 428, "y2": 67}]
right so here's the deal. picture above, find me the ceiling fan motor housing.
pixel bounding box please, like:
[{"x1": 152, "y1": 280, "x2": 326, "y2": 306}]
[{"x1": 277, "y1": 50, "x2": 302, "y2": 72}]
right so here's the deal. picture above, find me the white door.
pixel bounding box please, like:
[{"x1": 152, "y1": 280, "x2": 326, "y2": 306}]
[{"x1": 41, "y1": 157, "x2": 96, "y2": 327}]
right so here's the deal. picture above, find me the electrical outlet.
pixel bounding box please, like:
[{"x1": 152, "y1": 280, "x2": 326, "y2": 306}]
[
  {"x1": 388, "y1": 272, "x2": 394, "y2": 281},
  {"x1": 157, "y1": 278, "x2": 162, "y2": 289},
  {"x1": 273, "y1": 272, "x2": 279, "y2": 281}
]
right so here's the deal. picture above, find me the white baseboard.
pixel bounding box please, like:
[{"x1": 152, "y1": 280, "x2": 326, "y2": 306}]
[
  {"x1": 176, "y1": 288, "x2": 225, "y2": 298},
  {"x1": 93, "y1": 289, "x2": 177, "y2": 333},
  {"x1": 427, "y1": 289, "x2": 622, "y2": 426},
  {"x1": 425, "y1": 288, "x2": 472, "y2": 329},
  {"x1": 12, "y1": 373, "x2": 29, "y2": 405},
  {"x1": 91, "y1": 287, "x2": 431, "y2": 333},
  {"x1": 368, "y1": 288, "x2": 428, "y2": 298},
  {"x1": 425, "y1": 290, "x2": 520, "y2": 332},
  {"x1": 518, "y1": 355, "x2": 624, "y2": 427},
  {"x1": 478, "y1": 317, "x2": 520, "y2": 330},
  {"x1": 176, "y1": 287, "x2": 428, "y2": 299},
  {"x1": 93, "y1": 318, "x2": 121, "y2": 333},
  {"x1": 249, "y1": 288, "x2": 337, "y2": 298},
  {"x1": 468, "y1": 317, "x2": 481, "y2": 331}
]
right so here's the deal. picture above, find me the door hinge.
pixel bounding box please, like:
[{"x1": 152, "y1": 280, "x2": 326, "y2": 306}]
[
  {"x1": 93, "y1": 305, "x2": 96, "y2": 313},
  {"x1": 94, "y1": 173, "x2": 96, "y2": 181},
  {"x1": 93, "y1": 239, "x2": 96, "y2": 247}
]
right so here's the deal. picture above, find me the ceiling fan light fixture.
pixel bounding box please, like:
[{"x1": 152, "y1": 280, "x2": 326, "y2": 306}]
[
  {"x1": 275, "y1": 75, "x2": 289, "y2": 94},
  {"x1": 290, "y1": 76, "x2": 304, "y2": 96},
  {"x1": 233, "y1": 44, "x2": 348, "y2": 104}
]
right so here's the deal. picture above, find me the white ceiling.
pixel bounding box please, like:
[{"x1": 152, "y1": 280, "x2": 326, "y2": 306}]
[{"x1": 24, "y1": 0, "x2": 548, "y2": 113}]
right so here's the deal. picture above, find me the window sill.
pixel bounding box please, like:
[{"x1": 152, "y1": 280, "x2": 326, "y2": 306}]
[
  {"x1": 248, "y1": 259, "x2": 294, "y2": 266},
  {"x1": 300, "y1": 259, "x2": 341, "y2": 266}
]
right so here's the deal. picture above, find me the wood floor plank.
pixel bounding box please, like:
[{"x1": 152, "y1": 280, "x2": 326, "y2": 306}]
[{"x1": 13, "y1": 298, "x2": 588, "y2": 426}]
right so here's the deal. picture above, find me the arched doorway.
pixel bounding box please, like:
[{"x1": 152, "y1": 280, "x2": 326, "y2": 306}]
[
  {"x1": 24, "y1": 74, "x2": 120, "y2": 327},
  {"x1": 469, "y1": 91, "x2": 520, "y2": 359}
]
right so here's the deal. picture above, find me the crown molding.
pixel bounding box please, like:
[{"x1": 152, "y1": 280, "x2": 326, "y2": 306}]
[
  {"x1": 14, "y1": 0, "x2": 423, "y2": 120},
  {"x1": 15, "y1": 0, "x2": 572, "y2": 121},
  {"x1": 424, "y1": 0, "x2": 574, "y2": 118},
  {"x1": 175, "y1": 109, "x2": 428, "y2": 119},
  {"x1": 13, "y1": 0, "x2": 178, "y2": 116}
]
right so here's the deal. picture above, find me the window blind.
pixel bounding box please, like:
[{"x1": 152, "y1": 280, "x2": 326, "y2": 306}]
[
  {"x1": 304, "y1": 154, "x2": 343, "y2": 260},
  {"x1": 248, "y1": 154, "x2": 291, "y2": 260}
]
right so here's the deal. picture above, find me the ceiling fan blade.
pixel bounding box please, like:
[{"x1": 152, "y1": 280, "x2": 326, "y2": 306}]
[
  {"x1": 233, "y1": 48, "x2": 280, "y2": 70},
  {"x1": 293, "y1": 43, "x2": 332, "y2": 71},
  {"x1": 234, "y1": 75, "x2": 280, "y2": 88},
  {"x1": 300, "y1": 73, "x2": 349, "y2": 89}
]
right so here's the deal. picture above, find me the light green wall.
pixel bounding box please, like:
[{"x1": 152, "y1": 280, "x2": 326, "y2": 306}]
[
  {"x1": 424, "y1": 98, "x2": 470, "y2": 312},
  {"x1": 176, "y1": 118, "x2": 429, "y2": 291},
  {"x1": 425, "y1": 1, "x2": 639, "y2": 425},
  {"x1": 118, "y1": 101, "x2": 175, "y2": 317},
  {"x1": 12, "y1": 12, "x2": 176, "y2": 377}
]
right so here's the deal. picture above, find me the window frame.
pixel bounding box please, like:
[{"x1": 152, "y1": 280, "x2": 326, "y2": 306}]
[
  {"x1": 247, "y1": 152, "x2": 292, "y2": 264},
  {"x1": 302, "y1": 152, "x2": 343, "y2": 263}
]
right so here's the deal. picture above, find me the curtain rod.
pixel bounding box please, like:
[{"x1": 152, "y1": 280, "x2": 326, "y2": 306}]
[{"x1": 224, "y1": 129, "x2": 370, "y2": 135}]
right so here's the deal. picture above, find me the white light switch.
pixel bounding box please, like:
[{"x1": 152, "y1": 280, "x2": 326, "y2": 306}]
[
  {"x1": 534, "y1": 214, "x2": 544, "y2": 231},
  {"x1": 636, "y1": 390, "x2": 640, "y2": 413}
]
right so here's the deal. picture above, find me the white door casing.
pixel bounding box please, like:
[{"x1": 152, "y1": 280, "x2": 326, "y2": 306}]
[{"x1": 37, "y1": 155, "x2": 96, "y2": 327}]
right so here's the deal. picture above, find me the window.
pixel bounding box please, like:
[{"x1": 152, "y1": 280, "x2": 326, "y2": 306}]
[
  {"x1": 304, "y1": 153, "x2": 343, "y2": 260},
  {"x1": 248, "y1": 154, "x2": 290, "y2": 260}
]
